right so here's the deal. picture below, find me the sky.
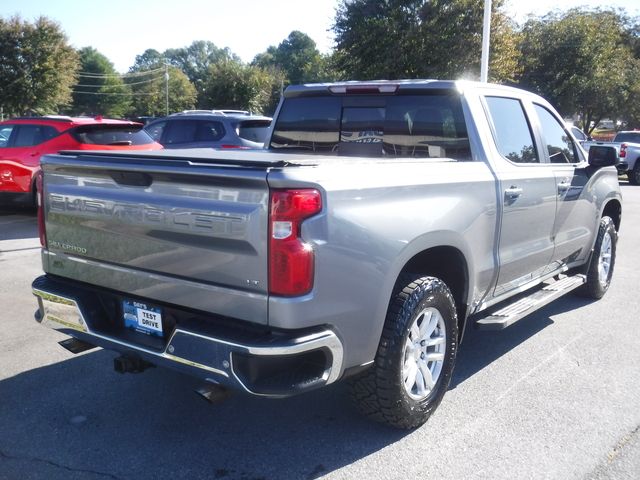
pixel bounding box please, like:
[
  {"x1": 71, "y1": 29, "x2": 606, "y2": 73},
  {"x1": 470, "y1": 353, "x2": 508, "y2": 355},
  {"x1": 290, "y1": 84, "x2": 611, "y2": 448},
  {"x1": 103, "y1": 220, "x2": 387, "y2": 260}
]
[{"x1": 2, "y1": 0, "x2": 639, "y2": 73}]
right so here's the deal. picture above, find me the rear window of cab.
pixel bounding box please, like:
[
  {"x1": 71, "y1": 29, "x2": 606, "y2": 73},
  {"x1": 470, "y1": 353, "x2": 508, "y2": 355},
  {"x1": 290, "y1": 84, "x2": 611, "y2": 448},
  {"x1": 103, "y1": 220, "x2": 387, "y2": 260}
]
[{"x1": 270, "y1": 94, "x2": 471, "y2": 160}]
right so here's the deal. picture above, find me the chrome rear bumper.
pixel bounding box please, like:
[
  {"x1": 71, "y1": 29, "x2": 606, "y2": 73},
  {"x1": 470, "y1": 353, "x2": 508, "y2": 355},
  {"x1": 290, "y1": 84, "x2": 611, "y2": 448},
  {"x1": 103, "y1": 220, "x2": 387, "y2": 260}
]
[{"x1": 32, "y1": 275, "x2": 344, "y2": 397}]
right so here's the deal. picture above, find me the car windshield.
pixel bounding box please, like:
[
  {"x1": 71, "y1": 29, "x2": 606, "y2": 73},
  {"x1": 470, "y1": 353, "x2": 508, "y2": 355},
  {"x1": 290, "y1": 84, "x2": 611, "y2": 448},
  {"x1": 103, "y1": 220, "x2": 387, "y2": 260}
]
[
  {"x1": 614, "y1": 132, "x2": 640, "y2": 143},
  {"x1": 237, "y1": 120, "x2": 271, "y2": 144},
  {"x1": 270, "y1": 93, "x2": 471, "y2": 160},
  {"x1": 72, "y1": 124, "x2": 155, "y2": 145}
]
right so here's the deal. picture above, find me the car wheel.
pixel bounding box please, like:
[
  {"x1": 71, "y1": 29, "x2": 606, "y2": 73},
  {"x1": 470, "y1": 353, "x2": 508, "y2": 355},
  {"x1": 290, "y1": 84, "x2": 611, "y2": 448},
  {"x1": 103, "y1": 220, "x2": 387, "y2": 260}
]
[
  {"x1": 629, "y1": 162, "x2": 640, "y2": 185},
  {"x1": 577, "y1": 216, "x2": 617, "y2": 299},
  {"x1": 349, "y1": 276, "x2": 458, "y2": 429}
]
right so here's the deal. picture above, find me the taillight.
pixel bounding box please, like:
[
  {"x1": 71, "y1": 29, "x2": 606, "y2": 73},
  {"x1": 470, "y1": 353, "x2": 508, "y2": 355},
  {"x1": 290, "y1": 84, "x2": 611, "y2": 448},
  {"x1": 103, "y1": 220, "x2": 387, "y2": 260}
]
[
  {"x1": 269, "y1": 189, "x2": 322, "y2": 296},
  {"x1": 620, "y1": 143, "x2": 627, "y2": 158},
  {"x1": 220, "y1": 144, "x2": 250, "y2": 149},
  {"x1": 36, "y1": 170, "x2": 46, "y2": 247}
]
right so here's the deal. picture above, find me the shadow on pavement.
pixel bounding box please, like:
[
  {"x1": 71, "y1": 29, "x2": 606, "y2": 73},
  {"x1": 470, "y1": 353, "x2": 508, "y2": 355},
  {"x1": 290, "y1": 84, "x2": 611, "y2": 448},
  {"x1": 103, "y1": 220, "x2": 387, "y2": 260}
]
[
  {"x1": 0, "y1": 348, "x2": 407, "y2": 480},
  {"x1": 451, "y1": 293, "x2": 596, "y2": 388},
  {"x1": 0, "y1": 289, "x2": 596, "y2": 479}
]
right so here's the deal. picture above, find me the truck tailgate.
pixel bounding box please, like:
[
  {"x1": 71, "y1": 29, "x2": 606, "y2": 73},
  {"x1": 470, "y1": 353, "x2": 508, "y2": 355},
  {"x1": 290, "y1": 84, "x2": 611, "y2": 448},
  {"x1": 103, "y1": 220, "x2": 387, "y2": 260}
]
[{"x1": 40, "y1": 152, "x2": 271, "y2": 324}]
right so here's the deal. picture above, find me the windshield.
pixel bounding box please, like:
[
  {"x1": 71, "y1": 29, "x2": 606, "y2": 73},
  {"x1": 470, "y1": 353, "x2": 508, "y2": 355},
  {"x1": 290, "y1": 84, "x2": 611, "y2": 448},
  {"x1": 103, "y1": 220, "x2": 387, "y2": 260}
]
[
  {"x1": 72, "y1": 124, "x2": 155, "y2": 146},
  {"x1": 270, "y1": 93, "x2": 471, "y2": 160}
]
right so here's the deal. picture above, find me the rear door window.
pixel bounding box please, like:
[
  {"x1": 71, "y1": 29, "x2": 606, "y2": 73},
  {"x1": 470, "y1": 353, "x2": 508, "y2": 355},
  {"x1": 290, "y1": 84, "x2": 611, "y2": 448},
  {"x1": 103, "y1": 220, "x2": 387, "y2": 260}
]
[
  {"x1": 72, "y1": 125, "x2": 154, "y2": 146},
  {"x1": 195, "y1": 121, "x2": 225, "y2": 142},
  {"x1": 270, "y1": 94, "x2": 470, "y2": 159},
  {"x1": 484, "y1": 96, "x2": 539, "y2": 163},
  {"x1": 163, "y1": 120, "x2": 197, "y2": 145},
  {"x1": 13, "y1": 125, "x2": 58, "y2": 147}
]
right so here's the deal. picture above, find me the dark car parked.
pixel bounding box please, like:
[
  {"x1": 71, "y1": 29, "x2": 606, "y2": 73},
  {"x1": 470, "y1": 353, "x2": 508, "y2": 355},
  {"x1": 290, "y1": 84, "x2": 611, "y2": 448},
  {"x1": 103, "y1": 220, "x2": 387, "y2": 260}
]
[{"x1": 144, "y1": 111, "x2": 272, "y2": 150}]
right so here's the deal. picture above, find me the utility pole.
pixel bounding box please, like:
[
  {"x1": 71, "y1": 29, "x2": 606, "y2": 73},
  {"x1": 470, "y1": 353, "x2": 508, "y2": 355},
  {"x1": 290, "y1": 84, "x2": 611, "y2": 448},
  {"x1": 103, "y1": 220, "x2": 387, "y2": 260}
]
[
  {"x1": 165, "y1": 62, "x2": 169, "y2": 116},
  {"x1": 480, "y1": 0, "x2": 491, "y2": 83}
]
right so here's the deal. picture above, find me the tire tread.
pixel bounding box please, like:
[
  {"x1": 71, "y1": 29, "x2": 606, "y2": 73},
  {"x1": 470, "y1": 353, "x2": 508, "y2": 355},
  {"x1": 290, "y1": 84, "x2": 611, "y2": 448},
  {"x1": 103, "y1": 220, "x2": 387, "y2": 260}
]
[{"x1": 349, "y1": 276, "x2": 458, "y2": 429}]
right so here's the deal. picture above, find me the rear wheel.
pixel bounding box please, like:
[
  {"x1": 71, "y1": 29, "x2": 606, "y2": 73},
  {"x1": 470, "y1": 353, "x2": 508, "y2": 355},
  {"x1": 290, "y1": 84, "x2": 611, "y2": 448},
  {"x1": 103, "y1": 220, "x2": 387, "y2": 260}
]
[
  {"x1": 577, "y1": 216, "x2": 617, "y2": 299},
  {"x1": 349, "y1": 276, "x2": 458, "y2": 429}
]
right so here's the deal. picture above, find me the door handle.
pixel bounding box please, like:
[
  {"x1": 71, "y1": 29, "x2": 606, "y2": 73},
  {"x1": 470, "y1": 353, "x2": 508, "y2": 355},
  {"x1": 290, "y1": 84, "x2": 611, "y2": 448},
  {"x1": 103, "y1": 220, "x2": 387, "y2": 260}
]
[{"x1": 505, "y1": 186, "x2": 523, "y2": 200}]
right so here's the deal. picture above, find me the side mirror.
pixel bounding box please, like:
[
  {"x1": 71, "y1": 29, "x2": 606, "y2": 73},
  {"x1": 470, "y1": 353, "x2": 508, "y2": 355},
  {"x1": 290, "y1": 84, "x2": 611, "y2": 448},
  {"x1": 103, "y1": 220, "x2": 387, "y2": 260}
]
[{"x1": 588, "y1": 145, "x2": 617, "y2": 168}]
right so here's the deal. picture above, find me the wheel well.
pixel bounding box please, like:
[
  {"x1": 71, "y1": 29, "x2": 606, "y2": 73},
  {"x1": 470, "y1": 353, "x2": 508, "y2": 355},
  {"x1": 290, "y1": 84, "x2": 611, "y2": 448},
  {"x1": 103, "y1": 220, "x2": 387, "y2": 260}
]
[
  {"x1": 602, "y1": 200, "x2": 621, "y2": 232},
  {"x1": 398, "y1": 246, "x2": 469, "y2": 337}
]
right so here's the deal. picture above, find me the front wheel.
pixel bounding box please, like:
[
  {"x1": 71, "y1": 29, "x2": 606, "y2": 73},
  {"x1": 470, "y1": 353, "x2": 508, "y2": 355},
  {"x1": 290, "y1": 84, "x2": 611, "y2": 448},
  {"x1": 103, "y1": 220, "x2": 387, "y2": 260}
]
[
  {"x1": 349, "y1": 276, "x2": 458, "y2": 429},
  {"x1": 577, "y1": 216, "x2": 617, "y2": 299}
]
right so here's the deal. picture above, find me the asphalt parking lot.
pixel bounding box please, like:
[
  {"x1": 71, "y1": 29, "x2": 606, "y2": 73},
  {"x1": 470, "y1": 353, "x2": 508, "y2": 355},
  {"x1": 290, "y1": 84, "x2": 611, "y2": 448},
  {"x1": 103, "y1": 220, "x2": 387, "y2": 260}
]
[{"x1": 1, "y1": 183, "x2": 639, "y2": 480}]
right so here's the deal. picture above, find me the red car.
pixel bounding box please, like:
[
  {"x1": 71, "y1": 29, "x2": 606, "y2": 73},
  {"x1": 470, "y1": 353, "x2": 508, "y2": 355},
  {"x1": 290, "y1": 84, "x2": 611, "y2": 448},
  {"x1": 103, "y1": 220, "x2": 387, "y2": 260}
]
[{"x1": 0, "y1": 116, "x2": 163, "y2": 206}]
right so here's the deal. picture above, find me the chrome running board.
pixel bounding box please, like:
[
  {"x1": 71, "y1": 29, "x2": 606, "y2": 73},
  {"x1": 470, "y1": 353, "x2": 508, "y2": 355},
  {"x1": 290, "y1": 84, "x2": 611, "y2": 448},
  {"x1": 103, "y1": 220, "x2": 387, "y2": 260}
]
[{"x1": 475, "y1": 274, "x2": 586, "y2": 330}]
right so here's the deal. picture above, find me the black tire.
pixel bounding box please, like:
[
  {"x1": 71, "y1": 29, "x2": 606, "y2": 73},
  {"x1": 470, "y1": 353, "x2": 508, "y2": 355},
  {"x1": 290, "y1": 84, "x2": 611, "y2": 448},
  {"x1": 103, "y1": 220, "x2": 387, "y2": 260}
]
[
  {"x1": 349, "y1": 276, "x2": 458, "y2": 429},
  {"x1": 577, "y1": 216, "x2": 617, "y2": 299},
  {"x1": 628, "y1": 162, "x2": 640, "y2": 185}
]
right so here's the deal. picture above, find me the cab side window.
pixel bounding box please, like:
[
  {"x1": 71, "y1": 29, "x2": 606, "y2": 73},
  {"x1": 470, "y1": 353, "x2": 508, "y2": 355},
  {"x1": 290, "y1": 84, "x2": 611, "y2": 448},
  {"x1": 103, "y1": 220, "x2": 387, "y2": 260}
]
[
  {"x1": 485, "y1": 97, "x2": 539, "y2": 163},
  {"x1": 534, "y1": 105, "x2": 579, "y2": 164}
]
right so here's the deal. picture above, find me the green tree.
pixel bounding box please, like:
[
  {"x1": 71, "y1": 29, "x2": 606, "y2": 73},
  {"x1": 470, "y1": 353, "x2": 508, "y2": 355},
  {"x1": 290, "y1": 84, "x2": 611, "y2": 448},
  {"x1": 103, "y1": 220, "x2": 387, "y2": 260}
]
[
  {"x1": 71, "y1": 47, "x2": 130, "y2": 117},
  {"x1": 0, "y1": 16, "x2": 78, "y2": 116},
  {"x1": 618, "y1": 65, "x2": 640, "y2": 129},
  {"x1": 519, "y1": 8, "x2": 639, "y2": 133},
  {"x1": 130, "y1": 48, "x2": 165, "y2": 71},
  {"x1": 131, "y1": 42, "x2": 240, "y2": 108},
  {"x1": 253, "y1": 31, "x2": 337, "y2": 85},
  {"x1": 203, "y1": 60, "x2": 284, "y2": 115},
  {"x1": 127, "y1": 65, "x2": 197, "y2": 117},
  {"x1": 332, "y1": 0, "x2": 519, "y2": 82},
  {"x1": 164, "y1": 41, "x2": 239, "y2": 107}
]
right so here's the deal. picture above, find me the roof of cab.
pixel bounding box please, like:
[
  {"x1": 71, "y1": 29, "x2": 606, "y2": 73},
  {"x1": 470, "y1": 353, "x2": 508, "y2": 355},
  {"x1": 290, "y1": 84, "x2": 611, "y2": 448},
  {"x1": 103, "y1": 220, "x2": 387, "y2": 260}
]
[{"x1": 283, "y1": 79, "x2": 535, "y2": 99}]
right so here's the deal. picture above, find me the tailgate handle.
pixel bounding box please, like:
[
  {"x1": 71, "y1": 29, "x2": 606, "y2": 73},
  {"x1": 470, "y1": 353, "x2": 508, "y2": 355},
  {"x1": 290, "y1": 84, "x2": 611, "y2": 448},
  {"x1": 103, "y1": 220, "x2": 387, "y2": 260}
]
[{"x1": 110, "y1": 171, "x2": 153, "y2": 187}]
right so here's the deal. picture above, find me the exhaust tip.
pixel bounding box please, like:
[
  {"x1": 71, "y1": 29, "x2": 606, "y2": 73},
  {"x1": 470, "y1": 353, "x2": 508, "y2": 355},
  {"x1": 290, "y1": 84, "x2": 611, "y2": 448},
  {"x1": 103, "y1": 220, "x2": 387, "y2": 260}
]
[{"x1": 195, "y1": 384, "x2": 231, "y2": 404}]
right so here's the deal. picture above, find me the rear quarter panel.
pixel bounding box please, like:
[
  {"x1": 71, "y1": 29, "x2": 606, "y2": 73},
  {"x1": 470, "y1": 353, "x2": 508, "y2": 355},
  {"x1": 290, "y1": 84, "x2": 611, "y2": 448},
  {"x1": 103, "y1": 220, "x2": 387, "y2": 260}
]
[{"x1": 267, "y1": 159, "x2": 497, "y2": 369}]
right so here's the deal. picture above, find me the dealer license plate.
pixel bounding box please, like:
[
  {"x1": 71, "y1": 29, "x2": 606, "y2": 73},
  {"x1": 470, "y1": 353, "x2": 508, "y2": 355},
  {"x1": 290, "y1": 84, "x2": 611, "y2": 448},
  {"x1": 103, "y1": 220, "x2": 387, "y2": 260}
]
[{"x1": 123, "y1": 300, "x2": 163, "y2": 337}]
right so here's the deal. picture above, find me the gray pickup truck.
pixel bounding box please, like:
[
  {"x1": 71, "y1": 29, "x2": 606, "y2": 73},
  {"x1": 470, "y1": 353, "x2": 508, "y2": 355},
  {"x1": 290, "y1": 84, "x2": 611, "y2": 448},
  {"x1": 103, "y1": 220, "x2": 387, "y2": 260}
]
[
  {"x1": 31, "y1": 80, "x2": 622, "y2": 429},
  {"x1": 584, "y1": 131, "x2": 640, "y2": 184}
]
